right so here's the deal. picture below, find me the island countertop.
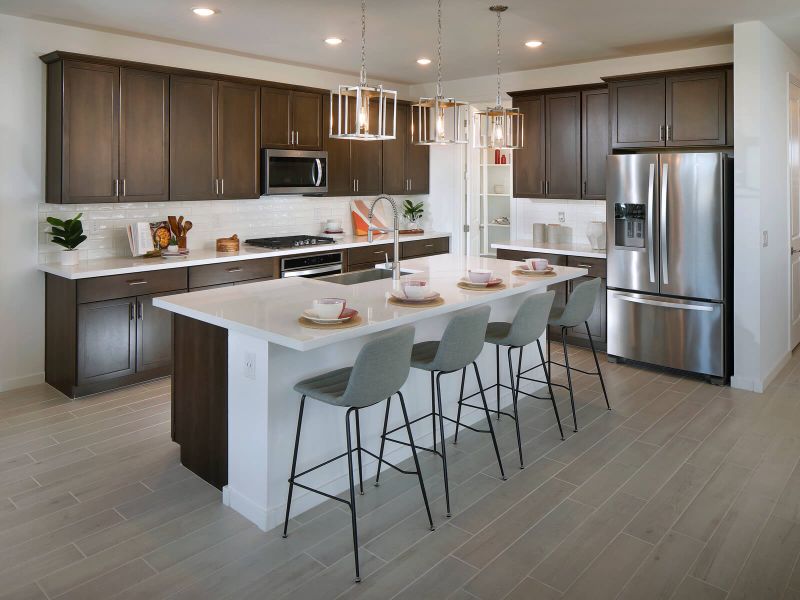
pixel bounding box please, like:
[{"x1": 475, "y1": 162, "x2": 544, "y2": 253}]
[
  {"x1": 491, "y1": 240, "x2": 605, "y2": 258},
  {"x1": 154, "y1": 253, "x2": 587, "y2": 351}
]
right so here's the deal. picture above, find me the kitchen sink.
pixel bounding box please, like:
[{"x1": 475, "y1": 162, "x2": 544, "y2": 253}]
[{"x1": 321, "y1": 268, "x2": 415, "y2": 285}]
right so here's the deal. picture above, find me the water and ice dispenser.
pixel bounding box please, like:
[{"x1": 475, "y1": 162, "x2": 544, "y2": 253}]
[{"x1": 613, "y1": 203, "x2": 646, "y2": 248}]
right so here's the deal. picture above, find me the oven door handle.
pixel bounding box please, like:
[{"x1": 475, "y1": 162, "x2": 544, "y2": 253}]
[{"x1": 282, "y1": 264, "x2": 342, "y2": 278}]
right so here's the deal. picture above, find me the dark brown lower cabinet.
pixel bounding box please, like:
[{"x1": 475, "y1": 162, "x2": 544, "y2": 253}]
[
  {"x1": 77, "y1": 297, "x2": 137, "y2": 386},
  {"x1": 137, "y1": 292, "x2": 176, "y2": 373}
]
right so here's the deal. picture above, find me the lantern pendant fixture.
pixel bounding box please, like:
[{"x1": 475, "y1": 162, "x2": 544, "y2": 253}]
[
  {"x1": 412, "y1": 0, "x2": 468, "y2": 145},
  {"x1": 473, "y1": 5, "x2": 524, "y2": 150},
  {"x1": 330, "y1": 0, "x2": 397, "y2": 141}
]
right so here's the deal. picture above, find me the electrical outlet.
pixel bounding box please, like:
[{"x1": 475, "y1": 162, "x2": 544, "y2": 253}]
[
  {"x1": 558, "y1": 211, "x2": 566, "y2": 223},
  {"x1": 762, "y1": 230, "x2": 769, "y2": 248},
  {"x1": 244, "y1": 352, "x2": 256, "y2": 380}
]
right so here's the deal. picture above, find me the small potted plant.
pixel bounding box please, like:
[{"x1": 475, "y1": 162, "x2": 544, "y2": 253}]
[
  {"x1": 402, "y1": 199, "x2": 424, "y2": 231},
  {"x1": 167, "y1": 236, "x2": 179, "y2": 254},
  {"x1": 46, "y1": 213, "x2": 87, "y2": 266}
]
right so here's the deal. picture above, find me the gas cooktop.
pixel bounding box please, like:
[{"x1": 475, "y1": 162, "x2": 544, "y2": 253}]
[{"x1": 245, "y1": 235, "x2": 336, "y2": 249}]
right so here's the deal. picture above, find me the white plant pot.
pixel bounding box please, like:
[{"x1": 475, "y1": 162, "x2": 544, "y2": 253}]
[{"x1": 60, "y1": 249, "x2": 80, "y2": 266}]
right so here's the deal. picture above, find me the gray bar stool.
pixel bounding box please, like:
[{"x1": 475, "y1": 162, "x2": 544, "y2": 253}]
[
  {"x1": 454, "y1": 291, "x2": 562, "y2": 469},
  {"x1": 375, "y1": 305, "x2": 506, "y2": 518},
  {"x1": 282, "y1": 326, "x2": 434, "y2": 583},
  {"x1": 547, "y1": 277, "x2": 611, "y2": 432}
]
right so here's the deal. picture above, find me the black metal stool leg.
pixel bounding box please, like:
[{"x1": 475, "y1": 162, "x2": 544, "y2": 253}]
[
  {"x1": 282, "y1": 395, "x2": 306, "y2": 538},
  {"x1": 430, "y1": 372, "x2": 437, "y2": 454},
  {"x1": 398, "y1": 392, "x2": 435, "y2": 531},
  {"x1": 561, "y1": 328, "x2": 578, "y2": 432},
  {"x1": 495, "y1": 345, "x2": 501, "y2": 420},
  {"x1": 473, "y1": 362, "x2": 507, "y2": 481},
  {"x1": 354, "y1": 409, "x2": 364, "y2": 495},
  {"x1": 507, "y1": 348, "x2": 524, "y2": 469},
  {"x1": 537, "y1": 339, "x2": 564, "y2": 440},
  {"x1": 586, "y1": 322, "x2": 611, "y2": 410},
  {"x1": 453, "y1": 367, "x2": 466, "y2": 445},
  {"x1": 344, "y1": 408, "x2": 361, "y2": 583},
  {"x1": 435, "y1": 372, "x2": 452, "y2": 517},
  {"x1": 374, "y1": 396, "x2": 392, "y2": 487}
]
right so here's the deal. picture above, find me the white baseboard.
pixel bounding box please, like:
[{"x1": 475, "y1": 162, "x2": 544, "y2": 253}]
[
  {"x1": 0, "y1": 371, "x2": 45, "y2": 393},
  {"x1": 762, "y1": 352, "x2": 792, "y2": 390},
  {"x1": 730, "y1": 351, "x2": 791, "y2": 393}
]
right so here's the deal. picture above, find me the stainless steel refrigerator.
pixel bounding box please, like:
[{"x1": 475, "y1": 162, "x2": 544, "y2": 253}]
[{"x1": 606, "y1": 152, "x2": 732, "y2": 380}]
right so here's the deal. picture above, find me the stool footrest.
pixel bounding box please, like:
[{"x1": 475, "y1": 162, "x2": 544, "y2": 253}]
[{"x1": 546, "y1": 360, "x2": 601, "y2": 377}]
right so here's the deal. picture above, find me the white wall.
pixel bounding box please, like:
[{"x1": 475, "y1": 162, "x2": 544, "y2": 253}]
[
  {"x1": 731, "y1": 22, "x2": 800, "y2": 392},
  {"x1": 0, "y1": 13, "x2": 413, "y2": 392}
]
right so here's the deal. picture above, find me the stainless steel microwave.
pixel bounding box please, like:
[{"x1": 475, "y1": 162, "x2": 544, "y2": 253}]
[{"x1": 261, "y1": 149, "x2": 327, "y2": 195}]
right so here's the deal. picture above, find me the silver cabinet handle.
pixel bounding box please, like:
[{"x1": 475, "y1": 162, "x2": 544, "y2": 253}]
[
  {"x1": 129, "y1": 302, "x2": 134, "y2": 321},
  {"x1": 296, "y1": 131, "x2": 299, "y2": 145},
  {"x1": 137, "y1": 300, "x2": 143, "y2": 320},
  {"x1": 226, "y1": 267, "x2": 243, "y2": 273},
  {"x1": 666, "y1": 125, "x2": 672, "y2": 141},
  {"x1": 576, "y1": 263, "x2": 592, "y2": 269},
  {"x1": 613, "y1": 293, "x2": 713, "y2": 312},
  {"x1": 353, "y1": 179, "x2": 356, "y2": 192},
  {"x1": 114, "y1": 179, "x2": 119, "y2": 196},
  {"x1": 659, "y1": 125, "x2": 665, "y2": 141},
  {"x1": 356, "y1": 179, "x2": 359, "y2": 192},
  {"x1": 545, "y1": 181, "x2": 550, "y2": 195},
  {"x1": 122, "y1": 179, "x2": 126, "y2": 196},
  {"x1": 647, "y1": 163, "x2": 656, "y2": 283},
  {"x1": 660, "y1": 162, "x2": 669, "y2": 285},
  {"x1": 221, "y1": 178, "x2": 224, "y2": 195},
  {"x1": 127, "y1": 279, "x2": 148, "y2": 286},
  {"x1": 215, "y1": 179, "x2": 219, "y2": 195},
  {"x1": 425, "y1": 244, "x2": 434, "y2": 248},
  {"x1": 290, "y1": 131, "x2": 295, "y2": 145}
]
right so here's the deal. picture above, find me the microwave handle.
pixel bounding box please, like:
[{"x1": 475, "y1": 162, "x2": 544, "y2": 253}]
[{"x1": 314, "y1": 158, "x2": 323, "y2": 187}]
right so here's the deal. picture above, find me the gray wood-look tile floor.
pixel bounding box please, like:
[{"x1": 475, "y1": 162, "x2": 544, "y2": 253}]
[{"x1": 2, "y1": 347, "x2": 800, "y2": 599}]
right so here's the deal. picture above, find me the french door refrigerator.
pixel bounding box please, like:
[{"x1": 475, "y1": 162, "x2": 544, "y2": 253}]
[{"x1": 606, "y1": 152, "x2": 732, "y2": 380}]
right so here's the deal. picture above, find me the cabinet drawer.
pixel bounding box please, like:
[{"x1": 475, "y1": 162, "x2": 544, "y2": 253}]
[
  {"x1": 348, "y1": 243, "x2": 394, "y2": 267},
  {"x1": 77, "y1": 268, "x2": 188, "y2": 304},
  {"x1": 189, "y1": 259, "x2": 274, "y2": 289},
  {"x1": 567, "y1": 255, "x2": 606, "y2": 278},
  {"x1": 401, "y1": 237, "x2": 450, "y2": 259},
  {"x1": 495, "y1": 249, "x2": 567, "y2": 266}
]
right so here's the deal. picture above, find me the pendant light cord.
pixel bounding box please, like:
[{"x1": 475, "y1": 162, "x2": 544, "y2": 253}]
[
  {"x1": 495, "y1": 8, "x2": 502, "y2": 107},
  {"x1": 360, "y1": 0, "x2": 367, "y2": 85},
  {"x1": 436, "y1": 0, "x2": 443, "y2": 98}
]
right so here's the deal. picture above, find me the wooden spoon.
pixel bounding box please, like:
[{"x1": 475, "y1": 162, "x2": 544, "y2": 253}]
[
  {"x1": 183, "y1": 221, "x2": 193, "y2": 235},
  {"x1": 168, "y1": 216, "x2": 180, "y2": 238}
]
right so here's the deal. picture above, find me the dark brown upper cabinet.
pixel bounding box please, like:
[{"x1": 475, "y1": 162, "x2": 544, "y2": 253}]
[
  {"x1": 120, "y1": 69, "x2": 169, "y2": 202},
  {"x1": 545, "y1": 91, "x2": 581, "y2": 199},
  {"x1": 351, "y1": 139, "x2": 383, "y2": 196},
  {"x1": 218, "y1": 81, "x2": 260, "y2": 199},
  {"x1": 512, "y1": 95, "x2": 546, "y2": 198},
  {"x1": 382, "y1": 103, "x2": 429, "y2": 195},
  {"x1": 666, "y1": 71, "x2": 726, "y2": 146},
  {"x1": 47, "y1": 61, "x2": 120, "y2": 204},
  {"x1": 322, "y1": 95, "x2": 354, "y2": 197},
  {"x1": 581, "y1": 88, "x2": 609, "y2": 200},
  {"x1": 608, "y1": 68, "x2": 730, "y2": 149},
  {"x1": 260, "y1": 87, "x2": 323, "y2": 150}
]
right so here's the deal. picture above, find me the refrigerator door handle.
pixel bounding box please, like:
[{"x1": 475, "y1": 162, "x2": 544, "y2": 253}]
[
  {"x1": 660, "y1": 162, "x2": 669, "y2": 285},
  {"x1": 612, "y1": 293, "x2": 714, "y2": 312},
  {"x1": 647, "y1": 163, "x2": 656, "y2": 283}
]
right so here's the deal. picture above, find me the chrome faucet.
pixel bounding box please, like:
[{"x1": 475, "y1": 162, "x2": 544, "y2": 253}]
[{"x1": 367, "y1": 194, "x2": 401, "y2": 281}]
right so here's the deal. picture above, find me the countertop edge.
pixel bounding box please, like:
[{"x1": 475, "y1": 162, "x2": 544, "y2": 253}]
[{"x1": 491, "y1": 241, "x2": 606, "y2": 259}]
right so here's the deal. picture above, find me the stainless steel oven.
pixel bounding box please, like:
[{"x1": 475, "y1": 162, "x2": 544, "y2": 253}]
[
  {"x1": 280, "y1": 251, "x2": 343, "y2": 278},
  {"x1": 262, "y1": 149, "x2": 327, "y2": 195}
]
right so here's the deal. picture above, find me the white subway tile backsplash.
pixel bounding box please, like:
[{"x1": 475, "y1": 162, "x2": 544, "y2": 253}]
[{"x1": 512, "y1": 197, "x2": 605, "y2": 245}]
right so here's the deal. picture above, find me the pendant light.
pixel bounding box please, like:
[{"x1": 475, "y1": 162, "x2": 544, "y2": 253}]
[
  {"x1": 473, "y1": 5, "x2": 523, "y2": 149},
  {"x1": 330, "y1": 0, "x2": 397, "y2": 141},
  {"x1": 411, "y1": 0, "x2": 468, "y2": 145}
]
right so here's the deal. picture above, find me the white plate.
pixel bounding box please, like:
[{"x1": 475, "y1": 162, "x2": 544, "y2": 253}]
[
  {"x1": 301, "y1": 308, "x2": 354, "y2": 324},
  {"x1": 390, "y1": 290, "x2": 441, "y2": 303},
  {"x1": 516, "y1": 264, "x2": 554, "y2": 273},
  {"x1": 459, "y1": 277, "x2": 503, "y2": 288}
]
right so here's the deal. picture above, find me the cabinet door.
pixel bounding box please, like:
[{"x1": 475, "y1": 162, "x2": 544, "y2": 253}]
[
  {"x1": 120, "y1": 68, "x2": 169, "y2": 202},
  {"x1": 62, "y1": 61, "x2": 119, "y2": 203},
  {"x1": 292, "y1": 91, "x2": 323, "y2": 150},
  {"x1": 567, "y1": 275, "x2": 607, "y2": 346},
  {"x1": 170, "y1": 76, "x2": 218, "y2": 201},
  {"x1": 666, "y1": 71, "x2": 726, "y2": 146},
  {"x1": 407, "y1": 130, "x2": 430, "y2": 194},
  {"x1": 260, "y1": 87, "x2": 291, "y2": 148},
  {"x1": 581, "y1": 88, "x2": 609, "y2": 200},
  {"x1": 513, "y1": 96, "x2": 545, "y2": 197},
  {"x1": 323, "y1": 95, "x2": 353, "y2": 196},
  {"x1": 136, "y1": 292, "x2": 177, "y2": 373},
  {"x1": 351, "y1": 139, "x2": 383, "y2": 195},
  {"x1": 610, "y1": 78, "x2": 666, "y2": 149},
  {"x1": 218, "y1": 81, "x2": 260, "y2": 199},
  {"x1": 77, "y1": 297, "x2": 136, "y2": 385},
  {"x1": 545, "y1": 92, "x2": 581, "y2": 199},
  {"x1": 382, "y1": 103, "x2": 408, "y2": 195}
]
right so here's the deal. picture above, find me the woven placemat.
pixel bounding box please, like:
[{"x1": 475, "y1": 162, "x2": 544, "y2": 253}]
[
  {"x1": 387, "y1": 296, "x2": 445, "y2": 308},
  {"x1": 457, "y1": 281, "x2": 507, "y2": 291},
  {"x1": 512, "y1": 269, "x2": 557, "y2": 278},
  {"x1": 297, "y1": 314, "x2": 364, "y2": 330}
]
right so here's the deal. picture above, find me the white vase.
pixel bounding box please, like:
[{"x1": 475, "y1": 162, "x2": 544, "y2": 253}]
[
  {"x1": 60, "y1": 249, "x2": 79, "y2": 266},
  {"x1": 586, "y1": 221, "x2": 606, "y2": 250}
]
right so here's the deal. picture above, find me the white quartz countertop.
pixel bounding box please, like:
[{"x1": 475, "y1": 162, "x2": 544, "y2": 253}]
[
  {"x1": 154, "y1": 253, "x2": 587, "y2": 351},
  {"x1": 38, "y1": 232, "x2": 451, "y2": 280},
  {"x1": 491, "y1": 240, "x2": 606, "y2": 259}
]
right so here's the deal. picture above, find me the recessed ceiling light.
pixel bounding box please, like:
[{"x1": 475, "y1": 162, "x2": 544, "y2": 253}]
[
  {"x1": 525, "y1": 40, "x2": 543, "y2": 48},
  {"x1": 325, "y1": 37, "x2": 343, "y2": 46},
  {"x1": 192, "y1": 7, "x2": 217, "y2": 17},
  {"x1": 417, "y1": 58, "x2": 432, "y2": 65}
]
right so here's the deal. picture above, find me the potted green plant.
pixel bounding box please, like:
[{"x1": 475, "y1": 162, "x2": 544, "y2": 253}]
[
  {"x1": 402, "y1": 199, "x2": 424, "y2": 231},
  {"x1": 46, "y1": 213, "x2": 87, "y2": 266}
]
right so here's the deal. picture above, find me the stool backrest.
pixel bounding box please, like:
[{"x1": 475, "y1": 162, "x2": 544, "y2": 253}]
[
  {"x1": 432, "y1": 305, "x2": 491, "y2": 373},
  {"x1": 342, "y1": 326, "x2": 415, "y2": 408},
  {"x1": 506, "y1": 291, "x2": 556, "y2": 347},
  {"x1": 559, "y1": 277, "x2": 601, "y2": 328}
]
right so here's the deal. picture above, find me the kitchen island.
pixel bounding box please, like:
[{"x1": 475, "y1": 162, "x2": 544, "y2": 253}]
[{"x1": 154, "y1": 254, "x2": 587, "y2": 530}]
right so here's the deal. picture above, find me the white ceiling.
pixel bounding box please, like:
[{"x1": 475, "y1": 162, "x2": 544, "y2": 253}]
[{"x1": 2, "y1": 0, "x2": 800, "y2": 84}]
